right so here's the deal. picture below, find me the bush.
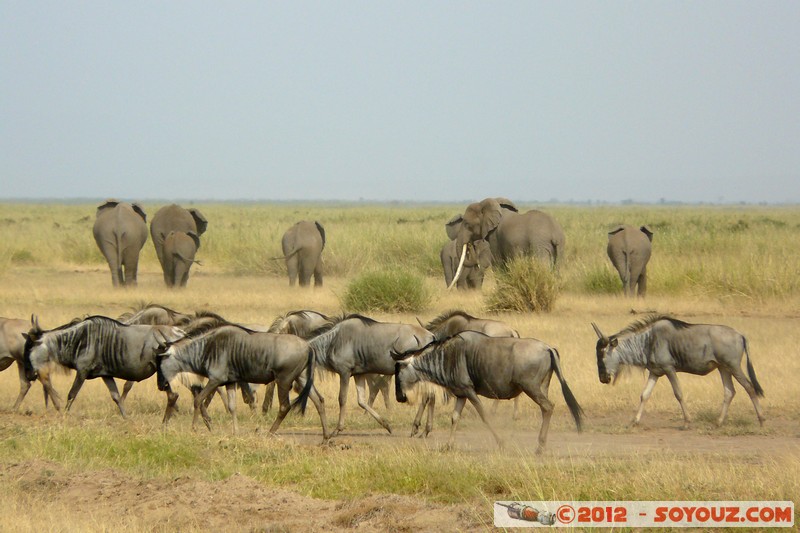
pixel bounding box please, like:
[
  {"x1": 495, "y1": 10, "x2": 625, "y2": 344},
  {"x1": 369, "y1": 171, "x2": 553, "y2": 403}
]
[
  {"x1": 485, "y1": 257, "x2": 559, "y2": 313},
  {"x1": 342, "y1": 270, "x2": 431, "y2": 313}
]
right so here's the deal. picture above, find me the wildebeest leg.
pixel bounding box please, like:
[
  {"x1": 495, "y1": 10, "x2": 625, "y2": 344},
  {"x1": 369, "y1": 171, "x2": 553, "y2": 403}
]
[
  {"x1": 64, "y1": 372, "x2": 88, "y2": 412},
  {"x1": 633, "y1": 372, "x2": 659, "y2": 426},
  {"x1": 262, "y1": 382, "x2": 276, "y2": 414},
  {"x1": 512, "y1": 397, "x2": 520, "y2": 420},
  {"x1": 241, "y1": 383, "x2": 257, "y2": 411},
  {"x1": 332, "y1": 372, "x2": 351, "y2": 437},
  {"x1": 193, "y1": 380, "x2": 221, "y2": 431},
  {"x1": 730, "y1": 367, "x2": 766, "y2": 426},
  {"x1": 303, "y1": 383, "x2": 330, "y2": 441},
  {"x1": 162, "y1": 390, "x2": 179, "y2": 425},
  {"x1": 101, "y1": 377, "x2": 127, "y2": 418},
  {"x1": 664, "y1": 370, "x2": 690, "y2": 428},
  {"x1": 225, "y1": 384, "x2": 239, "y2": 435},
  {"x1": 119, "y1": 380, "x2": 135, "y2": 411},
  {"x1": 37, "y1": 373, "x2": 62, "y2": 411},
  {"x1": 422, "y1": 392, "x2": 435, "y2": 437},
  {"x1": 12, "y1": 360, "x2": 33, "y2": 411},
  {"x1": 447, "y1": 397, "x2": 467, "y2": 447},
  {"x1": 354, "y1": 374, "x2": 392, "y2": 434},
  {"x1": 521, "y1": 384, "x2": 554, "y2": 454},
  {"x1": 466, "y1": 393, "x2": 503, "y2": 449},
  {"x1": 267, "y1": 380, "x2": 292, "y2": 435},
  {"x1": 410, "y1": 395, "x2": 429, "y2": 437},
  {"x1": 718, "y1": 369, "x2": 736, "y2": 426}
]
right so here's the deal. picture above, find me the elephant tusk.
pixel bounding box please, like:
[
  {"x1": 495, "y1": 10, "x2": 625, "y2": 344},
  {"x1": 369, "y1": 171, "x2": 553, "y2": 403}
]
[{"x1": 448, "y1": 244, "x2": 468, "y2": 290}]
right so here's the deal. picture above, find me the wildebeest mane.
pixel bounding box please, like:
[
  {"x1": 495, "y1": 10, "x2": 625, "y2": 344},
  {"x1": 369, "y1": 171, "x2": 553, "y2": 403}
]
[
  {"x1": 618, "y1": 314, "x2": 692, "y2": 337},
  {"x1": 268, "y1": 309, "x2": 332, "y2": 334},
  {"x1": 119, "y1": 303, "x2": 190, "y2": 325},
  {"x1": 424, "y1": 309, "x2": 477, "y2": 331}
]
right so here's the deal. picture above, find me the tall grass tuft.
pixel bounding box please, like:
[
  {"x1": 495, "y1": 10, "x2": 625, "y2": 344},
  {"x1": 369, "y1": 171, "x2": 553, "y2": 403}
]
[
  {"x1": 342, "y1": 270, "x2": 431, "y2": 313},
  {"x1": 582, "y1": 264, "x2": 620, "y2": 294},
  {"x1": 485, "y1": 257, "x2": 559, "y2": 313}
]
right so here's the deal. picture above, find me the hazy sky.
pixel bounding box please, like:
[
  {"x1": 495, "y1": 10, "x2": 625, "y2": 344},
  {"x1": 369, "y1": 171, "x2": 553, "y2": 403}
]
[{"x1": 2, "y1": 2, "x2": 798, "y2": 203}]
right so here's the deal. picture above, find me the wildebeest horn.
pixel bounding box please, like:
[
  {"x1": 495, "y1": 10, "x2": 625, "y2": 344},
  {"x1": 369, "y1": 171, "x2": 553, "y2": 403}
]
[
  {"x1": 591, "y1": 322, "x2": 607, "y2": 341},
  {"x1": 30, "y1": 314, "x2": 41, "y2": 332}
]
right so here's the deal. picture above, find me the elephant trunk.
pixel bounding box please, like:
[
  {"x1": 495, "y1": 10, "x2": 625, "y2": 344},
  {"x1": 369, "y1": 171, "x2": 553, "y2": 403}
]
[{"x1": 447, "y1": 244, "x2": 468, "y2": 290}]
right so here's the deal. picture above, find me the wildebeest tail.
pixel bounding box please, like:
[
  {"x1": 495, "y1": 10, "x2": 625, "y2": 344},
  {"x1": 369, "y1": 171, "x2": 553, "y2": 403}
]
[
  {"x1": 743, "y1": 338, "x2": 764, "y2": 397},
  {"x1": 289, "y1": 347, "x2": 314, "y2": 415},
  {"x1": 550, "y1": 348, "x2": 584, "y2": 432}
]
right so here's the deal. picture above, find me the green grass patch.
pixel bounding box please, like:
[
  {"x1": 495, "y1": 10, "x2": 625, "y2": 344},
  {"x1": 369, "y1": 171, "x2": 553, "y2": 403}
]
[
  {"x1": 486, "y1": 257, "x2": 559, "y2": 312},
  {"x1": 342, "y1": 270, "x2": 431, "y2": 313}
]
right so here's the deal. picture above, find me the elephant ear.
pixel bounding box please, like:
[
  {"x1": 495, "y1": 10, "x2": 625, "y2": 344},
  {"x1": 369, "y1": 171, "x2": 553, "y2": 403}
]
[
  {"x1": 96, "y1": 199, "x2": 120, "y2": 214},
  {"x1": 188, "y1": 209, "x2": 208, "y2": 235},
  {"x1": 131, "y1": 202, "x2": 147, "y2": 223},
  {"x1": 493, "y1": 197, "x2": 518, "y2": 213},
  {"x1": 315, "y1": 221, "x2": 326, "y2": 250},
  {"x1": 445, "y1": 214, "x2": 463, "y2": 241},
  {"x1": 608, "y1": 225, "x2": 626, "y2": 238},
  {"x1": 478, "y1": 198, "x2": 503, "y2": 239},
  {"x1": 640, "y1": 225, "x2": 654, "y2": 242},
  {"x1": 187, "y1": 231, "x2": 201, "y2": 250}
]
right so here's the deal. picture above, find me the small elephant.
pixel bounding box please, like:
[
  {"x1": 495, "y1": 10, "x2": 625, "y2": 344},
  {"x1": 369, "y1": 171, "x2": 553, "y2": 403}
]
[
  {"x1": 607, "y1": 225, "x2": 653, "y2": 297},
  {"x1": 281, "y1": 220, "x2": 325, "y2": 287},
  {"x1": 163, "y1": 231, "x2": 200, "y2": 288},
  {"x1": 452, "y1": 197, "x2": 565, "y2": 272},
  {"x1": 150, "y1": 204, "x2": 208, "y2": 286},
  {"x1": 93, "y1": 199, "x2": 148, "y2": 287},
  {"x1": 441, "y1": 238, "x2": 492, "y2": 290}
]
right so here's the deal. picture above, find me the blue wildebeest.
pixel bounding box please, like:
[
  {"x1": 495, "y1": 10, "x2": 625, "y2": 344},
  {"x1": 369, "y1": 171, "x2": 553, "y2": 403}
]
[
  {"x1": 592, "y1": 315, "x2": 765, "y2": 428},
  {"x1": 410, "y1": 309, "x2": 522, "y2": 437},
  {"x1": 23, "y1": 315, "x2": 186, "y2": 416},
  {"x1": 393, "y1": 331, "x2": 584, "y2": 453},
  {"x1": 308, "y1": 314, "x2": 434, "y2": 437},
  {"x1": 268, "y1": 309, "x2": 393, "y2": 414},
  {"x1": 156, "y1": 323, "x2": 329, "y2": 440},
  {"x1": 1, "y1": 317, "x2": 52, "y2": 410}
]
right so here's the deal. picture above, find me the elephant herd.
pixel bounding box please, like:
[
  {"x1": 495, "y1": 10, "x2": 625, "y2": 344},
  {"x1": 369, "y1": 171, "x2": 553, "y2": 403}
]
[
  {"x1": 92, "y1": 197, "x2": 653, "y2": 296},
  {"x1": 441, "y1": 197, "x2": 653, "y2": 297}
]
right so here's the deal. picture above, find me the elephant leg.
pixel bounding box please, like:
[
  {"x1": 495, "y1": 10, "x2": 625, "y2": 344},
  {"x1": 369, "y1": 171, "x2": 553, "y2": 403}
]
[
  {"x1": 121, "y1": 247, "x2": 141, "y2": 287},
  {"x1": 637, "y1": 266, "x2": 648, "y2": 297},
  {"x1": 313, "y1": 258, "x2": 323, "y2": 287},
  {"x1": 298, "y1": 253, "x2": 313, "y2": 287},
  {"x1": 285, "y1": 256, "x2": 299, "y2": 287}
]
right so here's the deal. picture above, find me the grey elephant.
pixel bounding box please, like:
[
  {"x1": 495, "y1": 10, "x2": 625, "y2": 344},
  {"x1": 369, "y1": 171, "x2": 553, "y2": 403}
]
[
  {"x1": 150, "y1": 204, "x2": 208, "y2": 286},
  {"x1": 607, "y1": 225, "x2": 653, "y2": 297},
  {"x1": 92, "y1": 200, "x2": 148, "y2": 287},
  {"x1": 440, "y1": 216, "x2": 493, "y2": 289},
  {"x1": 163, "y1": 231, "x2": 201, "y2": 288},
  {"x1": 450, "y1": 198, "x2": 565, "y2": 286},
  {"x1": 281, "y1": 220, "x2": 325, "y2": 287}
]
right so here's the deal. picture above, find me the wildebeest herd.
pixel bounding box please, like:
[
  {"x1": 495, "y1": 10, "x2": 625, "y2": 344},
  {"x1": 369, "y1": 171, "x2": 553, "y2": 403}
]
[
  {"x1": 1, "y1": 303, "x2": 765, "y2": 453},
  {"x1": 0, "y1": 198, "x2": 768, "y2": 452}
]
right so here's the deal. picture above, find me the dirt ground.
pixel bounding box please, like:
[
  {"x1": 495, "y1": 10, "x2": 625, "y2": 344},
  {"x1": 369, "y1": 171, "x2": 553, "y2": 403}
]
[{"x1": 3, "y1": 414, "x2": 797, "y2": 533}]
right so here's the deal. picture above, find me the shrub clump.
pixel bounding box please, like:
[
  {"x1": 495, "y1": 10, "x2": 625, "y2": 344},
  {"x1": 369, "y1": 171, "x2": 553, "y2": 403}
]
[
  {"x1": 583, "y1": 265, "x2": 621, "y2": 294},
  {"x1": 485, "y1": 257, "x2": 559, "y2": 313},
  {"x1": 343, "y1": 270, "x2": 431, "y2": 313}
]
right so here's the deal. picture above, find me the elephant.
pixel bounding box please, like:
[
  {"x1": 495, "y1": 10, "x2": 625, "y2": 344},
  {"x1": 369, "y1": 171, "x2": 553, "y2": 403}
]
[
  {"x1": 281, "y1": 220, "x2": 325, "y2": 287},
  {"x1": 450, "y1": 198, "x2": 565, "y2": 286},
  {"x1": 163, "y1": 231, "x2": 201, "y2": 288},
  {"x1": 606, "y1": 225, "x2": 653, "y2": 297},
  {"x1": 441, "y1": 238, "x2": 492, "y2": 290},
  {"x1": 92, "y1": 200, "x2": 148, "y2": 287},
  {"x1": 150, "y1": 204, "x2": 208, "y2": 286}
]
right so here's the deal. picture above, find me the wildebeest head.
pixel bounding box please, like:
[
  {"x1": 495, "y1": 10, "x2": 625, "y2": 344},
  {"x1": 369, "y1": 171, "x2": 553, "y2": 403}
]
[
  {"x1": 22, "y1": 315, "x2": 47, "y2": 382},
  {"x1": 394, "y1": 360, "x2": 419, "y2": 403},
  {"x1": 592, "y1": 322, "x2": 619, "y2": 384}
]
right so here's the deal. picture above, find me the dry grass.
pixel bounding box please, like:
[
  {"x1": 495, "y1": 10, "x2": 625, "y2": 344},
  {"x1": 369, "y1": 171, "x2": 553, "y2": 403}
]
[{"x1": 0, "y1": 202, "x2": 799, "y2": 530}]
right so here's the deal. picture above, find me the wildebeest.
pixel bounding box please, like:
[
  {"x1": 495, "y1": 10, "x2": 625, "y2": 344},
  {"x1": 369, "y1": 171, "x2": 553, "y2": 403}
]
[
  {"x1": 1, "y1": 317, "x2": 51, "y2": 410},
  {"x1": 411, "y1": 309, "x2": 522, "y2": 437},
  {"x1": 393, "y1": 331, "x2": 584, "y2": 453},
  {"x1": 309, "y1": 314, "x2": 434, "y2": 437},
  {"x1": 592, "y1": 315, "x2": 765, "y2": 428},
  {"x1": 23, "y1": 315, "x2": 185, "y2": 416},
  {"x1": 156, "y1": 324, "x2": 329, "y2": 440},
  {"x1": 119, "y1": 303, "x2": 194, "y2": 327}
]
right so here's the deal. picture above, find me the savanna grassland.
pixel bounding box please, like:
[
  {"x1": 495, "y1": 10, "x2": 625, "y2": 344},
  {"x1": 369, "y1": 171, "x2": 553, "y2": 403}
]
[{"x1": 0, "y1": 201, "x2": 798, "y2": 532}]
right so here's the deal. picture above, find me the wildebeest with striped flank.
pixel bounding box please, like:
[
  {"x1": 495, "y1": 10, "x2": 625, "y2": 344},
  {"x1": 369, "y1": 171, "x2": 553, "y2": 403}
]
[
  {"x1": 309, "y1": 314, "x2": 434, "y2": 437},
  {"x1": 1, "y1": 317, "x2": 51, "y2": 410},
  {"x1": 23, "y1": 315, "x2": 186, "y2": 416},
  {"x1": 156, "y1": 324, "x2": 329, "y2": 440},
  {"x1": 592, "y1": 315, "x2": 765, "y2": 428},
  {"x1": 392, "y1": 331, "x2": 584, "y2": 453}
]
